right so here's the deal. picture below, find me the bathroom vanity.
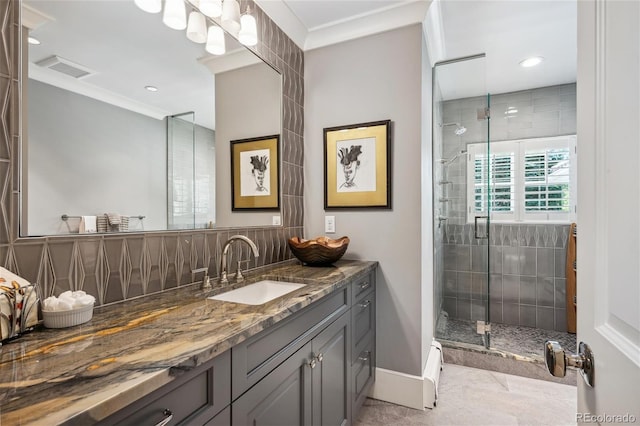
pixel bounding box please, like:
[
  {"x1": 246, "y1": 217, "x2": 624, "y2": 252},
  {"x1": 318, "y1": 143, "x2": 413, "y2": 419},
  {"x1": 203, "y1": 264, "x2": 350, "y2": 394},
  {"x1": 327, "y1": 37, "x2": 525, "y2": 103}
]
[{"x1": 0, "y1": 260, "x2": 376, "y2": 426}]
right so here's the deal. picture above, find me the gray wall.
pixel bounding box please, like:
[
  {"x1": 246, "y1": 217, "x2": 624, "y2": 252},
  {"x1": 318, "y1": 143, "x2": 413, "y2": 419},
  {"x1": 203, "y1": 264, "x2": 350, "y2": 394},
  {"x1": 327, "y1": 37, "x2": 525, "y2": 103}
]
[
  {"x1": 215, "y1": 62, "x2": 281, "y2": 227},
  {"x1": 440, "y1": 84, "x2": 576, "y2": 331},
  {"x1": 305, "y1": 25, "x2": 429, "y2": 377},
  {"x1": 27, "y1": 79, "x2": 167, "y2": 235}
]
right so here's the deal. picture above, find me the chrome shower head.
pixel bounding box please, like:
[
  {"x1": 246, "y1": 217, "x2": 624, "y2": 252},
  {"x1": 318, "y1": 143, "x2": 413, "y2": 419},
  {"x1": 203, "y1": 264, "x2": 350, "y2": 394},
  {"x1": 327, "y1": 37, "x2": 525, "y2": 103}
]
[{"x1": 441, "y1": 122, "x2": 467, "y2": 136}]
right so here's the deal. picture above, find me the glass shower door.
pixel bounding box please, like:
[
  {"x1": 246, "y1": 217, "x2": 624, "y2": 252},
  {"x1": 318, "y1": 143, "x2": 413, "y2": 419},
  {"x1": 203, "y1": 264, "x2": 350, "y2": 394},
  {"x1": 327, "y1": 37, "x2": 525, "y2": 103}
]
[{"x1": 433, "y1": 54, "x2": 492, "y2": 348}]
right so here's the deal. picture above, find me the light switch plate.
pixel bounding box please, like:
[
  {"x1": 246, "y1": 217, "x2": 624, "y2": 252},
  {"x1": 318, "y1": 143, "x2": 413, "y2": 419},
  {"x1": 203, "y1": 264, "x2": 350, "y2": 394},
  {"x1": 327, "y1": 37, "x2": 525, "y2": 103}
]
[
  {"x1": 325, "y1": 216, "x2": 335, "y2": 234},
  {"x1": 272, "y1": 215, "x2": 281, "y2": 226}
]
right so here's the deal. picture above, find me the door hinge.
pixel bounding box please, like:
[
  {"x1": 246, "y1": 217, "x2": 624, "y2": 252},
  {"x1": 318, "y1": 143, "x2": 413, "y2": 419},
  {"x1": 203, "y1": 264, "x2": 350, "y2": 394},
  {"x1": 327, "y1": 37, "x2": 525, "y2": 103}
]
[
  {"x1": 476, "y1": 320, "x2": 491, "y2": 334},
  {"x1": 477, "y1": 107, "x2": 490, "y2": 120}
]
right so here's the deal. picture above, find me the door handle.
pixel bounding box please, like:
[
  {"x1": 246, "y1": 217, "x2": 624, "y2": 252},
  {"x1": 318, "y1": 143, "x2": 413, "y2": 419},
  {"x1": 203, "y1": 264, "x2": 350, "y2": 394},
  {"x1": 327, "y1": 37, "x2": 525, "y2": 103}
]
[
  {"x1": 474, "y1": 216, "x2": 489, "y2": 239},
  {"x1": 544, "y1": 340, "x2": 594, "y2": 387}
]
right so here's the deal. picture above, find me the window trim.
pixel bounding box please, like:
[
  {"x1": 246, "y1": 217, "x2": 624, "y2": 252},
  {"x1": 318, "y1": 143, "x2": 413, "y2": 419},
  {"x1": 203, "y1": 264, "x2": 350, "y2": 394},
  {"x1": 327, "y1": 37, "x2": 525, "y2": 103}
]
[{"x1": 466, "y1": 135, "x2": 577, "y2": 224}]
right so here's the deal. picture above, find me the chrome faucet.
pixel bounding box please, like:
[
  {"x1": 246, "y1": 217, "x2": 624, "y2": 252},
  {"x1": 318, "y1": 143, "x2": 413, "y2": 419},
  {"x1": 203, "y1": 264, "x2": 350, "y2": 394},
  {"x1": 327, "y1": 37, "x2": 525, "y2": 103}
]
[{"x1": 219, "y1": 235, "x2": 259, "y2": 284}]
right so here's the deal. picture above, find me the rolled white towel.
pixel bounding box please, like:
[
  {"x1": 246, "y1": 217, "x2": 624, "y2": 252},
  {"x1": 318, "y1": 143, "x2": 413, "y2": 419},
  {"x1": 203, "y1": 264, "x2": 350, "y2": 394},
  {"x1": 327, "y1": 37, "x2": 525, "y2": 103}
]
[
  {"x1": 56, "y1": 299, "x2": 73, "y2": 311},
  {"x1": 72, "y1": 295, "x2": 95, "y2": 308}
]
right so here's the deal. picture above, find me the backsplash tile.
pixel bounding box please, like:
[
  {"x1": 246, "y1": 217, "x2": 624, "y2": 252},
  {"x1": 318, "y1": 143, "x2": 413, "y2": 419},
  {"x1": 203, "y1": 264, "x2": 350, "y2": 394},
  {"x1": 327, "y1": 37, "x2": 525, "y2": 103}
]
[{"x1": 0, "y1": 1, "x2": 302, "y2": 306}]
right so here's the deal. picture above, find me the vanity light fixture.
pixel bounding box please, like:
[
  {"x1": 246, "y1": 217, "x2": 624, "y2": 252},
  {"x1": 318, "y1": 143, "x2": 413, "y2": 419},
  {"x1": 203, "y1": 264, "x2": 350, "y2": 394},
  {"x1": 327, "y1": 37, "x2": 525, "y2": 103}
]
[
  {"x1": 221, "y1": 0, "x2": 241, "y2": 33},
  {"x1": 145, "y1": 85, "x2": 158, "y2": 92},
  {"x1": 519, "y1": 56, "x2": 544, "y2": 68},
  {"x1": 163, "y1": 0, "x2": 187, "y2": 30},
  {"x1": 27, "y1": 36, "x2": 41, "y2": 45},
  {"x1": 134, "y1": 0, "x2": 162, "y2": 14},
  {"x1": 238, "y1": 6, "x2": 258, "y2": 46},
  {"x1": 205, "y1": 25, "x2": 226, "y2": 55},
  {"x1": 186, "y1": 11, "x2": 207, "y2": 43},
  {"x1": 199, "y1": 0, "x2": 223, "y2": 18}
]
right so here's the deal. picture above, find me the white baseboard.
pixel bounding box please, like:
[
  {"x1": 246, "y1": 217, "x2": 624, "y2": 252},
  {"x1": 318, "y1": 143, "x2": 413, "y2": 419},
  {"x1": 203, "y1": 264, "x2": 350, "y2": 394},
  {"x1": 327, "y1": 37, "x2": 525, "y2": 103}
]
[
  {"x1": 369, "y1": 367, "x2": 425, "y2": 410},
  {"x1": 369, "y1": 340, "x2": 443, "y2": 410}
]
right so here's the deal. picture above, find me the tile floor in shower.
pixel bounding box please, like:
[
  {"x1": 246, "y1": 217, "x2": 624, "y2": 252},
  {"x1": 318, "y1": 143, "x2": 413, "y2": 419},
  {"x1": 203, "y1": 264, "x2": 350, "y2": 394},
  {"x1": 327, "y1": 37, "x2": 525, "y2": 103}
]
[{"x1": 436, "y1": 315, "x2": 577, "y2": 361}]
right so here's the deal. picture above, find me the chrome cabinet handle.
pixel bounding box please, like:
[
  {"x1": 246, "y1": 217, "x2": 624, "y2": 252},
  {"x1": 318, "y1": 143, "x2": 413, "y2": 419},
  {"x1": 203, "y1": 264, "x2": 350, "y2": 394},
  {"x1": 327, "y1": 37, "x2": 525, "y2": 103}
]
[
  {"x1": 358, "y1": 281, "x2": 371, "y2": 291},
  {"x1": 545, "y1": 340, "x2": 594, "y2": 387},
  {"x1": 358, "y1": 351, "x2": 371, "y2": 362},
  {"x1": 309, "y1": 358, "x2": 317, "y2": 369},
  {"x1": 316, "y1": 352, "x2": 324, "y2": 363},
  {"x1": 358, "y1": 300, "x2": 371, "y2": 310},
  {"x1": 155, "y1": 409, "x2": 174, "y2": 426}
]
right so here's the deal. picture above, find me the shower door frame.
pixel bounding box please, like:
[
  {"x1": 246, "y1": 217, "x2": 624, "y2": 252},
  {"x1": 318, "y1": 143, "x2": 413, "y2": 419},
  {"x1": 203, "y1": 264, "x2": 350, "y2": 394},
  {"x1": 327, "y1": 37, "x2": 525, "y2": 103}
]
[{"x1": 432, "y1": 53, "x2": 492, "y2": 349}]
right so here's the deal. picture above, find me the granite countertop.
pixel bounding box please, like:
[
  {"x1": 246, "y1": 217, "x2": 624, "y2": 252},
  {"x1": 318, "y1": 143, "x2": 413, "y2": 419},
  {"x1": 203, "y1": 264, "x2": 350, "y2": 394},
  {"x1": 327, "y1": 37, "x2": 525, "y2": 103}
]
[{"x1": 0, "y1": 259, "x2": 377, "y2": 425}]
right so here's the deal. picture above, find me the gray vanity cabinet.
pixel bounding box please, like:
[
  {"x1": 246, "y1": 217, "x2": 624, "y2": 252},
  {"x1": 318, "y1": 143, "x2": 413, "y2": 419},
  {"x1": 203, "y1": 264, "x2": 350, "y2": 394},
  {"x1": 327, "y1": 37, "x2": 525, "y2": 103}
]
[
  {"x1": 99, "y1": 350, "x2": 231, "y2": 426},
  {"x1": 232, "y1": 311, "x2": 350, "y2": 426}
]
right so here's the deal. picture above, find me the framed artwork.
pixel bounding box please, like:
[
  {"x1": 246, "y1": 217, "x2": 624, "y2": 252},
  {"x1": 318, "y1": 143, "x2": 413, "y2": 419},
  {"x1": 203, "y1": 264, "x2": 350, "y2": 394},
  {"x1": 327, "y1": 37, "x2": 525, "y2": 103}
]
[
  {"x1": 231, "y1": 135, "x2": 280, "y2": 210},
  {"x1": 323, "y1": 120, "x2": 391, "y2": 209}
]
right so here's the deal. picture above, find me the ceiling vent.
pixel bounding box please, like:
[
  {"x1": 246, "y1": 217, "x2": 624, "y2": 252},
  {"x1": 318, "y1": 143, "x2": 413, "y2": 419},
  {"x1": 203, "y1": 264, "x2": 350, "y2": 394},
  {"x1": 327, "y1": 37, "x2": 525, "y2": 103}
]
[{"x1": 35, "y1": 55, "x2": 95, "y2": 79}]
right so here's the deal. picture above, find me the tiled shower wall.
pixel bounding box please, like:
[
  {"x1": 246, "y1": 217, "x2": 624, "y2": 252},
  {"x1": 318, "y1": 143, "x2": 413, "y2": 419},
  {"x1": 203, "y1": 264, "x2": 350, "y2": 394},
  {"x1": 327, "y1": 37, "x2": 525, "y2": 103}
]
[
  {"x1": 438, "y1": 84, "x2": 576, "y2": 331},
  {"x1": 0, "y1": 0, "x2": 304, "y2": 305}
]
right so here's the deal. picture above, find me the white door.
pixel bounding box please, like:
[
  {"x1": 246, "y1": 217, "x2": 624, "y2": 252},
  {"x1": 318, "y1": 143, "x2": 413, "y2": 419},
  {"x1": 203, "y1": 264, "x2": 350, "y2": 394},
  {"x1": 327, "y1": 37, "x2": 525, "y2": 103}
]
[{"x1": 576, "y1": 0, "x2": 640, "y2": 422}]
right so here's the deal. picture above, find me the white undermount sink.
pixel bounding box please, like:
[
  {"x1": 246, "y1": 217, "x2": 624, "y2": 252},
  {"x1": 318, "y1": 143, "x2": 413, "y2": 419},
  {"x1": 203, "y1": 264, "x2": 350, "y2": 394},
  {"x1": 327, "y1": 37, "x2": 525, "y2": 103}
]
[{"x1": 208, "y1": 280, "x2": 306, "y2": 305}]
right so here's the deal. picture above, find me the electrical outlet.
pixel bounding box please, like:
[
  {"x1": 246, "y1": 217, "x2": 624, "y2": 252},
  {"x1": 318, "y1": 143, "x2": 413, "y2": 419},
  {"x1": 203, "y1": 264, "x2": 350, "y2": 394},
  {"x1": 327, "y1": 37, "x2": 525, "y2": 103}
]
[
  {"x1": 272, "y1": 215, "x2": 281, "y2": 226},
  {"x1": 325, "y1": 216, "x2": 336, "y2": 234}
]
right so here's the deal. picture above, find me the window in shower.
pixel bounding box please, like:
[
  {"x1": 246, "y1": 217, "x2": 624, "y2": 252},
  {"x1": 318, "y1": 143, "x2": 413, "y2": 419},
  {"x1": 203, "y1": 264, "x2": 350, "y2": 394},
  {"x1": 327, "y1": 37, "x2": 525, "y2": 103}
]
[{"x1": 467, "y1": 135, "x2": 576, "y2": 223}]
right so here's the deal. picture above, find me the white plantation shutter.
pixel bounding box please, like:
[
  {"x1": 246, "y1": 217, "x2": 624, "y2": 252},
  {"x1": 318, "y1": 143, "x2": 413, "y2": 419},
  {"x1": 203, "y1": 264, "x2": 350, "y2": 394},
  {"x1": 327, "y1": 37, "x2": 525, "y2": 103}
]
[
  {"x1": 467, "y1": 135, "x2": 576, "y2": 223},
  {"x1": 468, "y1": 142, "x2": 517, "y2": 221}
]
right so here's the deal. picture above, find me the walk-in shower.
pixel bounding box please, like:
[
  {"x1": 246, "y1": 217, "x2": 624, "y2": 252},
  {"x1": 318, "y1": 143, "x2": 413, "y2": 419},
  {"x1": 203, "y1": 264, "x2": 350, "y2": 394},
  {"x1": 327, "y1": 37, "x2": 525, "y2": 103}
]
[{"x1": 432, "y1": 54, "x2": 577, "y2": 363}]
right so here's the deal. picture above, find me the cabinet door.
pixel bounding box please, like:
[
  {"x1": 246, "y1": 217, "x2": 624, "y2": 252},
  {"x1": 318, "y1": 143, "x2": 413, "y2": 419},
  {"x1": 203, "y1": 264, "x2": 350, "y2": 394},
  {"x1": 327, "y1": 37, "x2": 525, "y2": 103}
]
[
  {"x1": 232, "y1": 342, "x2": 312, "y2": 426},
  {"x1": 311, "y1": 312, "x2": 351, "y2": 426}
]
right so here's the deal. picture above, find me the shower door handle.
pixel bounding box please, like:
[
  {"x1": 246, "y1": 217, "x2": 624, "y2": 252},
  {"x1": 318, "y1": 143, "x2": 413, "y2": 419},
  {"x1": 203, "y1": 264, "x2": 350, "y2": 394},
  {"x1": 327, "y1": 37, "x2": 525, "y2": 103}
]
[{"x1": 474, "y1": 216, "x2": 489, "y2": 239}]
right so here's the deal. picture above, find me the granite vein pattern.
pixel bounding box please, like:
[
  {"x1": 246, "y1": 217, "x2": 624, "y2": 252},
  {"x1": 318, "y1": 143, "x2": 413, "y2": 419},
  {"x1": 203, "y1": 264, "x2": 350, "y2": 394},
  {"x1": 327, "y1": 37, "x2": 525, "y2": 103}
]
[{"x1": 0, "y1": 260, "x2": 377, "y2": 425}]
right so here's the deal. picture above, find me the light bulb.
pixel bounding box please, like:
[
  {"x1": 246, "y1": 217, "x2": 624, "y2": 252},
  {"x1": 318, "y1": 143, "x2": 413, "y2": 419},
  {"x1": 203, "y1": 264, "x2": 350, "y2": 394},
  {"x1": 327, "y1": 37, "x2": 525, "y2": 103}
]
[
  {"x1": 206, "y1": 26, "x2": 226, "y2": 55},
  {"x1": 163, "y1": 0, "x2": 187, "y2": 30},
  {"x1": 221, "y1": 0, "x2": 241, "y2": 33},
  {"x1": 187, "y1": 11, "x2": 207, "y2": 43},
  {"x1": 134, "y1": 0, "x2": 161, "y2": 14},
  {"x1": 200, "y1": 0, "x2": 223, "y2": 18},
  {"x1": 239, "y1": 12, "x2": 257, "y2": 46}
]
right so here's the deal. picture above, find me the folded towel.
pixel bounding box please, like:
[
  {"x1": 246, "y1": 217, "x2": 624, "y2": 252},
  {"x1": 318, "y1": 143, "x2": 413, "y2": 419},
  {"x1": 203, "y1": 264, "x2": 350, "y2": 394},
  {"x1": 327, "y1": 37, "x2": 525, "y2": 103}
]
[
  {"x1": 0, "y1": 267, "x2": 38, "y2": 340},
  {"x1": 106, "y1": 213, "x2": 121, "y2": 225},
  {"x1": 79, "y1": 215, "x2": 97, "y2": 233}
]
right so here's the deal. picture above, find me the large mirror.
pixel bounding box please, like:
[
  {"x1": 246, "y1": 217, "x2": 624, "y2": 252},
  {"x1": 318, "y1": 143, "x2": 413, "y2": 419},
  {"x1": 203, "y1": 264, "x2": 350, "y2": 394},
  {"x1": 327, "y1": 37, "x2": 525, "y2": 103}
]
[{"x1": 20, "y1": 0, "x2": 282, "y2": 237}]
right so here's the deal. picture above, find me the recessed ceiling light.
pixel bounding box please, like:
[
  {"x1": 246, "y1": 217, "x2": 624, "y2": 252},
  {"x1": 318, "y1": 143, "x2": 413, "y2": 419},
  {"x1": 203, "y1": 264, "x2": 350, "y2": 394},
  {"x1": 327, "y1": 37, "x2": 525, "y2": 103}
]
[
  {"x1": 145, "y1": 85, "x2": 158, "y2": 92},
  {"x1": 28, "y1": 36, "x2": 41, "y2": 45},
  {"x1": 519, "y1": 56, "x2": 544, "y2": 68}
]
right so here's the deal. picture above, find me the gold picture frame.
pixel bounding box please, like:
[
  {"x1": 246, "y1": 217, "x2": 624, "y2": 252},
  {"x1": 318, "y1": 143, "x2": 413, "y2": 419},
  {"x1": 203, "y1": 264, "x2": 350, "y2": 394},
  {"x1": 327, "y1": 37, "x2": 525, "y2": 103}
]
[
  {"x1": 324, "y1": 120, "x2": 391, "y2": 209},
  {"x1": 231, "y1": 135, "x2": 280, "y2": 210}
]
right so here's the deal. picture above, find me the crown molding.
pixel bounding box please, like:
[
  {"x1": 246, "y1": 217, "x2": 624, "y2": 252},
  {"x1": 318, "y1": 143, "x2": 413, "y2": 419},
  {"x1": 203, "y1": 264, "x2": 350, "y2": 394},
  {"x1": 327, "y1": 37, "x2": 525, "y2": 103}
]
[
  {"x1": 305, "y1": 0, "x2": 430, "y2": 51},
  {"x1": 254, "y1": 0, "x2": 308, "y2": 49},
  {"x1": 21, "y1": 3, "x2": 54, "y2": 30},
  {"x1": 255, "y1": 0, "x2": 431, "y2": 52},
  {"x1": 29, "y1": 66, "x2": 169, "y2": 121},
  {"x1": 198, "y1": 48, "x2": 263, "y2": 75}
]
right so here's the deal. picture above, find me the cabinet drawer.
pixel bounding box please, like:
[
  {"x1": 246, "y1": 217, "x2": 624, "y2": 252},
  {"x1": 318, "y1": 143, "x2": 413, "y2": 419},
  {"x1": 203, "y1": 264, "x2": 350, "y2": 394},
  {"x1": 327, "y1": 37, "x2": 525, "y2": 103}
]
[
  {"x1": 352, "y1": 291, "x2": 374, "y2": 360},
  {"x1": 232, "y1": 286, "x2": 349, "y2": 400},
  {"x1": 352, "y1": 338, "x2": 375, "y2": 416},
  {"x1": 102, "y1": 350, "x2": 230, "y2": 426},
  {"x1": 351, "y1": 272, "x2": 375, "y2": 304}
]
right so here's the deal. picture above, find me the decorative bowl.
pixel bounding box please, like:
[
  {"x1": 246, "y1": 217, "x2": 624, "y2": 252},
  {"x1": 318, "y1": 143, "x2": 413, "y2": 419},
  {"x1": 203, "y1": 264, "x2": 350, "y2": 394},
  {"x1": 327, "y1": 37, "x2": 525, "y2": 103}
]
[
  {"x1": 42, "y1": 304, "x2": 93, "y2": 328},
  {"x1": 287, "y1": 236, "x2": 350, "y2": 266}
]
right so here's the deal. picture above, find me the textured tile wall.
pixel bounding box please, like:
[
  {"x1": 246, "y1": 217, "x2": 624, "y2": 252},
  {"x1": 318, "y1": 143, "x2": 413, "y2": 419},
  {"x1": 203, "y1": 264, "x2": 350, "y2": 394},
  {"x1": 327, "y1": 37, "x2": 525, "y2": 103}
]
[
  {"x1": 1, "y1": 0, "x2": 304, "y2": 306},
  {"x1": 437, "y1": 84, "x2": 576, "y2": 332}
]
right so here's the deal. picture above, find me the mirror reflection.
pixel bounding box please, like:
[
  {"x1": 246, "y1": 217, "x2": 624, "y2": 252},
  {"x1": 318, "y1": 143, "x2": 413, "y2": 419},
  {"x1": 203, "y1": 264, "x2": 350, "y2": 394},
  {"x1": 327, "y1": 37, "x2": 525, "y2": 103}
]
[{"x1": 21, "y1": 0, "x2": 281, "y2": 237}]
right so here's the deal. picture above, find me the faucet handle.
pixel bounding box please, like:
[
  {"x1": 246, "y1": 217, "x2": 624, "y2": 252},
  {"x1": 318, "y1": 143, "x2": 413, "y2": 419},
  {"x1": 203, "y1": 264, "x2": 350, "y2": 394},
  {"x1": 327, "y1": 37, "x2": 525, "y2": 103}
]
[{"x1": 235, "y1": 261, "x2": 245, "y2": 282}]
